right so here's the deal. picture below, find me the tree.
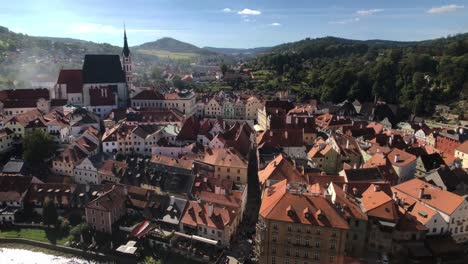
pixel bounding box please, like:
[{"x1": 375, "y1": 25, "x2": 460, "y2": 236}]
[
  {"x1": 23, "y1": 129, "x2": 57, "y2": 167},
  {"x1": 143, "y1": 256, "x2": 161, "y2": 264},
  {"x1": 42, "y1": 197, "x2": 58, "y2": 227},
  {"x1": 221, "y1": 64, "x2": 228, "y2": 76}
]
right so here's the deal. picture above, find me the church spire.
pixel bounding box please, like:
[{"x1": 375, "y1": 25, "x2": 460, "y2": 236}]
[{"x1": 123, "y1": 25, "x2": 130, "y2": 57}]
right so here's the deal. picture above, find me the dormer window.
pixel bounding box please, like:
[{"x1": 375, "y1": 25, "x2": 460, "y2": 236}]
[{"x1": 286, "y1": 205, "x2": 295, "y2": 217}]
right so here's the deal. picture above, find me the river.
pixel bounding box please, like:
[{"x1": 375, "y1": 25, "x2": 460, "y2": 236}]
[{"x1": 0, "y1": 247, "x2": 94, "y2": 264}]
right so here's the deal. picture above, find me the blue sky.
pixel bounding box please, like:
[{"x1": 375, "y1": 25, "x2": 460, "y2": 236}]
[{"x1": 1, "y1": 0, "x2": 467, "y2": 48}]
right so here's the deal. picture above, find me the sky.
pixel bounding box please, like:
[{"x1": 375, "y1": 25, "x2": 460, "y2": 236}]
[{"x1": 1, "y1": 0, "x2": 467, "y2": 48}]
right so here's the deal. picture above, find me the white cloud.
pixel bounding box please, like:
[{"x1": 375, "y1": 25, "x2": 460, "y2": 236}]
[
  {"x1": 238, "y1": 8, "x2": 261, "y2": 16},
  {"x1": 222, "y1": 8, "x2": 232, "y2": 13},
  {"x1": 330, "y1": 17, "x2": 360, "y2": 25},
  {"x1": 356, "y1": 9, "x2": 384, "y2": 16},
  {"x1": 427, "y1": 5, "x2": 464, "y2": 14},
  {"x1": 270, "y1": 22, "x2": 281, "y2": 26},
  {"x1": 68, "y1": 23, "x2": 121, "y2": 34}
]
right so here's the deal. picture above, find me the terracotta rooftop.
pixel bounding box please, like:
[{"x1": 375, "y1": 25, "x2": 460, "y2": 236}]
[
  {"x1": 259, "y1": 180, "x2": 349, "y2": 229},
  {"x1": 387, "y1": 148, "x2": 417, "y2": 167},
  {"x1": 202, "y1": 148, "x2": 247, "y2": 168},
  {"x1": 57, "y1": 69, "x2": 83, "y2": 94},
  {"x1": 258, "y1": 154, "x2": 307, "y2": 185},
  {"x1": 181, "y1": 200, "x2": 238, "y2": 230},
  {"x1": 360, "y1": 184, "x2": 399, "y2": 222},
  {"x1": 393, "y1": 178, "x2": 465, "y2": 215}
]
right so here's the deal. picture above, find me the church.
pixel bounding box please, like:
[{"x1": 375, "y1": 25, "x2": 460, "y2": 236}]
[{"x1": 54, "y1": 28, "x2": 134, "y2": 116}]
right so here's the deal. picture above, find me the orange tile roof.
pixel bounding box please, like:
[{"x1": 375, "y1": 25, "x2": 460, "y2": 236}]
[
  {"x1": 329, "y1": 183, "x2": 368, "y2": 221},
  {"x1": 360, "y1": 184, "x2": 399, "y2": 222},
  {"x1": 456, "y1": 141, "x2": 468, "y2": 154},
  {"x1": 387, "y1": 148, "x2": 417, "y2": 167},
  {"x1": 393, "y1": 178, "x2": 465, "y2": 215},
  {"x1": 258, "y1": 154, "x2": 307, "y2": 184},
  {"x1": 259, "y1": 180, "x2": 349, "y2": 229},
  {"x1": 390, "y1": 188, "x2": 437, "y2": 225},
  {"x1": 202, "y1": 148, "x2": 247, "y2": 168},
  {"x1": 181, "y1": 201, "x2": 237, "y2": 230},
  {"x1": 307, "y1": 144, "x2": 334, "y2": 158}
]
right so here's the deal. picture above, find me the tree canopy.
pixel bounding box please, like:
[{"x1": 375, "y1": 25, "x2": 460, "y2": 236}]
[
  {"x1": 23, "y1": 129, "x2": 57, "y2": 167},
  {"x1": 249, "y1": 34, "x2": 468, "y2": 116}
]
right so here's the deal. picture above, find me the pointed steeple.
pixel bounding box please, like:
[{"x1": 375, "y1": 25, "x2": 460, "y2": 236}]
[{"x1": 123, "y1": 25, "x2": 130, "y2": 57}]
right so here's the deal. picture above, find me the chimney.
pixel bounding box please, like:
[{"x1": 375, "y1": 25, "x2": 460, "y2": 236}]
[
  {"x1": 284, "y1": 131, "x2": 288, "y2": 139},
  {"x1": 377, "y1": 148, "x2": 381, "y2": 153},
  {"x1": 418, "y1": 186, "x2": 424, "y2": 199},
  {"x1": 273, "y1": 160, "x2": 277, "y2": 167},
  {"x1": 295, "y1": 117, "x2": 299, "y2": 124},
  {"x1": 170, "y1": 195, "x2": 175, "y2": 206},
  {"x1": 207, "y1": 203, "x2": 214, "y2": 217},
  {"x1": 300, "y1": 166, "x2": 305, "y2": 175},
  {"x1": 203, "y1": 177, "x2": 207, "y2": 183},
  {"x1": 394, "y1": 154, "x2": 400, "y2": 163},
  {"x1": 101, "y1": 87, "x2": 104, "y2": 97},
  {"x1": 346, "y1": 140, "x2": 349, "y2": 149},
  {"x1": 352, "y1": 187, "x2": 358, "y2": 196},
  {"x1": 393, "y1": 192, "x2": 400, "y2": 203},
  {"x1": 304, "y1": 118, "x2": 307, "y2": 124},
  {"x1": 374, "y1": 185, "x2": 381, "y2": 192},
  {"x1": 269, "y1": 130, "x2": 273, "y2": 137},
  {"x1": 343, "y1": 183, "x2": 348, "y2": 193}
]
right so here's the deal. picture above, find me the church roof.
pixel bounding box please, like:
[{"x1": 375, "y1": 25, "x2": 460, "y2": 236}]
[
  {"x1": 123, "y1": 29, "x2": 130, "y2": 57},
  {"x1": 82, "y1": 55, "x2": 125, "y2": 84}
]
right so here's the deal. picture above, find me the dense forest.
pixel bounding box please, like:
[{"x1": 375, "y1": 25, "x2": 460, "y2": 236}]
[{"x1": 248, "y1": 34, "x2": 468, "y2": 116}]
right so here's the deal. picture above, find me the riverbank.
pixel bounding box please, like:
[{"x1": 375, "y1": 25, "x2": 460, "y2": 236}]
[
  {"x1": 0, "y1": 246, "x2": 93, "y2": 263},
  {"x1": 0, "y1": 238, "x2": 120, "y2": 263}
]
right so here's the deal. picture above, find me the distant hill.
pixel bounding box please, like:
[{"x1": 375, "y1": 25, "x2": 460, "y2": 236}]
[
  {"x1": 203, "y1": 46, "x2": 271, "y2": 55},
  {"x1": 133, "y1": 37, "x2": 215, "y2": 55}
]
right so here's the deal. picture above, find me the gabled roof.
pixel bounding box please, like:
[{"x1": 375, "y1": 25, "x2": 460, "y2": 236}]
[
  {"x1": 57, "y1": 69, "x2": 83, "y2": 93},
  {"x1": 86, "y1": 185, "x2": 127, "y2": 211},
  {"x1": 259, "y1": 180, "x2": 349, "y2": 229},
  {"x1": 89, "y1": 86, "x2": 117, "y2": 106},
  {"x1": 176, "y1": 116, "x2": 200, "y2": 141},
  {"x1": 132, "y1": 89, "x2": 164, "y2": 100},
  {"x1": 387, "y1": 148, "x2": 417, "y2": 167},
  {"x1": 181, "y1": 200, "x2": 238, "y2": 230},
  {"x1": 202, "y1": 148, "x2": 248, "y2": 168},
  {"x1": 360, "y1": 184, "x2": 399, "y2": 222},
  {"x1": 393, "y1": 178, "x2": 465, "y2": 215},
  {"x1": 82, "y1": 55, "x2": 125, "y2": 84},
  {"x1": 258, "y1": 154, "x2": 307, "y2": 184}
]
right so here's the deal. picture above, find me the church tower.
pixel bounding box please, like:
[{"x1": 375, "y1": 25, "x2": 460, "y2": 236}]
[{"x1": 122, "y1": 26, "x2": 133, "y2": 88}]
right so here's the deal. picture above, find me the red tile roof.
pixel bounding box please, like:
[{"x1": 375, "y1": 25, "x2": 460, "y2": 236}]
[
  {"x1": 258, "y1": 154, "x2": 307, "y2": 184},
  {"x1": 181, "y1": 200, "x2": 238, "y2": 230},
  {"x1": 132, "y1": 89, "x2": 164, "y2": 100},
  {"x1": 393, "y1": 178, "x2": 465, "y2": 215},
  {"x1": 89, "y1": 86, "x2": 117, "y2": 106},
  {"x1": 360, "y1": 184, "x2": 399, "y2": 222},
  {"x1": 259, "y1": 180, "x2": 349, "y2": 229},
  {"x1": 57, "y1": 69, "x2": 83, "y2": 94}
]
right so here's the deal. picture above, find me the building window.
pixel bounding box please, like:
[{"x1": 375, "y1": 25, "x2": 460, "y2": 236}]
[
  {"x1": 329, "y1": 255, "x2": 336, "y2": 262},
  {"x1": 287, "y1": 225, "x2": 292, "y2": 232},
  {"x1": 313, "y1": 252, "x2": 319, "y2": 260},
  {"x1": 273, "y1": 223, "x2": 278, "y2": 230},
  {"x1": 272, "y1": 256, "x2": 276, "y2": 264},
  {"x1": 272, "y1": 247, "x2": 276, "y2": 255},
  {"x1": 272, "y1": 235, "x2": 277, "y2": 242}
]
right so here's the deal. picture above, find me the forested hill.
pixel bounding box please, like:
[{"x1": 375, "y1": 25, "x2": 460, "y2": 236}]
[
  {"x1": 249, "y1": 34, "x2": 468, "y2": 116},
  {"x1": 133, "y1": 37, "x2": 215, "y2": 55}
]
